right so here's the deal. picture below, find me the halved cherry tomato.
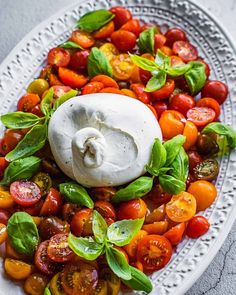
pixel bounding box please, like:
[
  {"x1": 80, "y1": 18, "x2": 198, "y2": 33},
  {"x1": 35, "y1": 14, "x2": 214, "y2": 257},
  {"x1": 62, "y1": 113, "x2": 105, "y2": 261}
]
[
  {"x1": 24, "y1": 273, "x2": 49, "y2": 295},
  {"x1": 164, "y1": 223, "x2": 186, "y2": 246},
  {"x1": 4, "y1": 258, "x2": 33, "y2": 280},
  {"x1": 142, "y1": 221, "x2": 168, "y2": 235},
  {"x1": 94, "y1": 201, "x2": 116, "y2": 225},
  {"x1": 166, "y1": 192, "x2": 197, "y2": 222},
  {"x1": 196, "y1": 97, "x2": 221, "y2": 119},
  {"x1": 99, "y1": 43, "x2": 119, "y2": 61},
  {"x1": 100, "y1": 268, "x2": 120, "y2": 295},
  {"x1": 169, "y1": 93, "x2": 195, "y2": 116},
  {"x1": 93, "y1": 21, "x2": 115, "y2": 39},
  {"x1": 151, "y1": 79, "x2": 175, "y2": 101},
  {"x1": 49, "y1": 73, "x2": 64, "y2": 86},
  {"x1": 121, "y1": 89, "x2": 137, "y2": 98},
  {"x1": 51, "y1": 85, "x2": 72, "y2": 99},
  {"x1": 32, "y1": 172, "x2": 52, "y2": 196},
  {"x1": 147, "y1": 104, "x2": 158, "y2": 119},
  {"x1": 183, "y1": 120, "x2": 198, "y2": 150},
  {"x1": 170, "y1": 56, "x2": 184, "y2": 67},
  {"x1": 139, "y1": 53, "x2": 154, "y2": 84},
  {"x1": 82, "y1": 81, "x2": 104, "y2": 95},
  {"x1": 129, "y1": 65, "x2": 142, "y2": 83},
  {"x1": 130, "y1": 261, "x2": 143, "y2": 272},
  {"x1": 40, "y1": 65, "x2": 52, "y2": 81},
  {"x1": 186, "y1": 216, "x2": 210, "y2": 238},
  {"x1": 110, "y1": 7, "x2": 132, "y2": 29},
  {"x1": 130, "y1": 83, "x2": 151, "y2": 104},
  {"x1": 62, "y1": 203, "x2": 81, "y2": 223},
  {"x1": 32, "y1": 216, "x2": 42, "y2": 226},
  {"x1": 91, "y1": 75, "x2": 119, "y2": 88},
  {"x1": 58, "y1": 67, "x2": 88, "y2": 88},
  {"x1": 0, "y1": 190, "x2": 14, "y2": 209},
  {"x1": 165, "y1": 28, "x2": 187, "y2": 47},
  {"x1": 94, "y1": 279, "x2": 108, "y2": 295},
  {"x1": 90, "y1": 187, "x2": 116, "y2": 202},
  {"x1": 137, "y1": 235, "x2": 172, "y2": 272},
  {"x1": 71, "y1": 208, "x2": 93, "y2": 236},
  {"x1": 17, "y1": 93, "x2": 40, "y2": 112},
  {"x1": 111, "y1": 54, "x2": 135, "y2": 80},
  {"x1": 0, "y1": 209, "x2": 10, "y2": 225},
  {"x1": 70, "y1": 30, "x2": 95, "y2": 48},
  {"x1": 31, "y1": 104, "x2": 45, "y2": 117},
  {"x1": 40, "y1": 188, "x2": 62, "y2": 216},
  {"x1": 123, "y1": 230, "x2": 148, "y2": 261},
  {"x1": 0, "y1": 157, "x2": 8, "y2": 177},
  {"x1": 121, "y1": 19, "x2": 141, "y2": 37},
  {"x1": 145, "y1": 205, "x2": 166, "y2": 223},
  {"x1": 154, "y1": 34, "x2": 167, "y2": 51},
  {"x1": 49, "y1": 272, "x2": 66, "y2": 295},
  {"x1": 48, "y1": 48, "x2": 70, "y2": 67},
  {"x1": 159, "y1": 110, "x2": 185, "y2": 139},
  {"x1": 173, "y1": 41, "x2": 198, "y2": 62},
  {"x1": 0, "y1": 223, "x2": 7, "y2": 244},
  {"x1": 39, "y1": 217, "x2": 70, "y2": 240},
  {"x1": 117, "y1": 199, "x2": 147, "y2": 220},
  {"x1": 201, "y1": 80, "x2": 228, "y2": 104},
  {"x1": 69, "y1": 50, "x2": 89, "y2": 72},
  {"x1": 159, "y1": 46, "x2": 173, "y2": 56},
  {"x1": 10, "y1": 180, "x2": 42, "y2": 207},
  {"x1": 99, "y1": 87, "x2": 123, "y2": 94},
  {"x1": 0, "y1": 129, "x2": 24, "y2": 155},
  {"x1": 187, "y1": 107, "x2": 215, "y2": 127},
  {"x1": 111, "y1": 30, "x2": 136, "y2": 51},
  {"x1": 187, "y1": 150, "x2": 203, "y2": 172},
  {"x1": 152, "y1": 101, "x2": 168, "y2": 118},
  {"x1": 18, "y1": 199, "x2": 44, "y2": 216}
]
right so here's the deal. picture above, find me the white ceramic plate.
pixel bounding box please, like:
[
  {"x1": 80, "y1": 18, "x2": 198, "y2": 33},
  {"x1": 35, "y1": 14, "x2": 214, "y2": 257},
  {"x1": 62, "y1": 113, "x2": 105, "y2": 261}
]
[{"x1": 0, "y1": 0, "x2": 236, "y2": 294}]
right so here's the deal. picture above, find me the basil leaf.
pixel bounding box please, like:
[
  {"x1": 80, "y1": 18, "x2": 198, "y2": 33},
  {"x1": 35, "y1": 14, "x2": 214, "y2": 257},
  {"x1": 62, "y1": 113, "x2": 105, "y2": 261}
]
[
  {"x1": 184, "y1": 61, "x2": 207, "y2": 94},
  {"x1": 163, "y1": 135, "x2": 186, "y2": 166},
  {"x1": 7, "y1": 212, "x2": 39, "y2": 256},
  {"x1": 202, "y1": 122, "x2": 236, "y2": 148},
  {"x1": 0, "y1": 156, "x2": 41, "y2": 186},
  {"x1": 122, "y1": 266, "x2": 153, "y2": 293},
  {"x1": 40, "y1": 87, "x2": 54, "y2": 116},
  {"x1": 105, "y1": 246, "x2": 131, "y2": 280},
  {"x1": 68, "y1": 233, "x2": 103, "y2": 260},
  {"x1": 88, "y1": 47, "x2": 112, "y2": 78},
  {"x1": 129, "y1": 54, "x2": 158, "y2": 72},
  {"x1": 155, "y1": 49, "x2": 170, "y2": 69},
  {"x1": 138, "y1": 27, "x2": 156, "y2": 54},
  {"x1": 92, "y1": 210, "x2": 107, "y2": 244},
  {"x1": 159, "y1": 174, "x2": 185, "y2": 195},
  {"x1": 145, "y1": 71, "x2": 167, "y2": 92},
  {"x1": 170, "y1": 147, "x2": 189, "y2": 182},
  {"x1": 146, "y1": 138, "x2": 166, "y2": 176},
  {"x1": 59, "y1": 41, "x2": 83, "y2": 49},
  {"x1": 59, "y1": 182, "x2": 94, "y2": 208},
  {"x1": 1, "y1": 112, "x2": 43, "y2": 129},
  {"x1": 107, "y1": 218, "x2": 144, "y2": 247},
  {"x1": 54, "y1": 89, "x2": 78, "y2": 110},
  {"x1": 77, "y1": 9, "x2": 115, "y2": 33},
  {"x1": 6, "y1": 124, "x2": 47, "y2": 162},
  {"x1": 112, "y1": 177, "x2": 153, "y2": 203},
  {"x1": 44, "y1": 288, "x2": 52, "y2": 295},
  {"x1": 167, "y1": 63, "x2": 192, "y2": 77}
]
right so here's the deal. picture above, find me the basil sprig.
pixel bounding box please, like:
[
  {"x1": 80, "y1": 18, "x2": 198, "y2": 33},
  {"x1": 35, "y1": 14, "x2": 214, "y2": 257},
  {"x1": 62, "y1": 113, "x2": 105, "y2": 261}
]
[
  {"x1": 0, "y1": 112, "x2": 44, "y2": 129},
  {"x1": 88, "y1": 47, "x2": 113, "y2": 78}
]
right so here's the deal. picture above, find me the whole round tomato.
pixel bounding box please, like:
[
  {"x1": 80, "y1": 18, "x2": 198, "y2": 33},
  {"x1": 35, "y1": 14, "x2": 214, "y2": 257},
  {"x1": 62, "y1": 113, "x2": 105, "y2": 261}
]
[
  {"x1": 201, "y1": 80, "x2": 228, "y2": 104},
  {"x1": 121, "y1": 19, "x2": 141, "y2": 37},
  {"x1": 40, "y1": 188, "x2": 62, "y2": 216},
  {"x1": 94, "y1": 200, "x2": 116, "y2": 224},
  {"x1": 17, "y1": 93, "x2": 40, "y2": 112},
  {"x1": 39, "y1": 217, "x2": 70, "y2": 240},
  {"x1": 159, "y1": 110, "x2": 185, "y2": 139},
  {"x1": 183, "y1": 120, "x2": 198, "y2": 151},
  {"x1": 70, "y1": 30, "x2": 95, "y2": 48},
  {"x1": 110, "y1": 7, "x2": 132, "y2": 29},
  {"x1": 173, "y1": 41, "x2": 198, "y2": 62},
  {"x1": 154, "y1": 34, "x2": 167, "y2": 51},
  {"x1": 186, "y1": 216, "x2": 210, "y2": 238},
  {"x1": 71, "y1": 208, "x2": 93, "y2": 236},
  {"x1": 151, "y1": 79, "x2": 175, "y2": 101},
  {"x1": 117, "y1": 199, "x2": 147, "y2": 220},
  {"x1": 27, "y1": 79, "x2": 49, "y2": 98},
  {"x1": 69, "y1": 50, "x2": 89, "y2": 72},
  {"x1": 169, "y1": 93, "x2": 195, "y2": 116},
  {"x1": 165, "y1": 28, "x2": 187, "y2": 47},
  {"x1": 24, "y1": 273, "x2": 49, "y2": 295},
  {"x1": 47, "y1": 48, "x2": 70, "y2": 67},
  {"x1": 0, "y1": 130, "x2": 24, "y2": 155},
  {"x1": 196, "y1": 97, "x2": 220, "y2": 119},
  {"x1": 187, "y1": 107, "x2": 215, "y2": 127},
  {"x1": 111, "y1": 30, "x2": 137, "y2": 51}
]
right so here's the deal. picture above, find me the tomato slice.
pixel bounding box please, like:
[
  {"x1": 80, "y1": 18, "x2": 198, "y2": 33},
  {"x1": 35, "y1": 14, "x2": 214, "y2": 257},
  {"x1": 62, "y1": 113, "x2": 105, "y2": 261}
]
[
  {"x1": 137, "y1": 235, "x2": 172, "y2": 272},
  {"x1": 50, "y1": 272, "x2": 66, "y2": 295},
  {"x1": 47, "y1": 48, "x2": 70, "y2": 67},
  {"x1": 142, "y1": 221, "x2": 169, "y2": 235},
  {"x1": 94, "y1": 280, "x2": 108, "y2": 295},
  {"x1": 82, "y1": 82, "x2": 104, "y2": 95},
  {"x1": 70, "y1": 30, "x2": 95, "y2": 49},
  {"x1": 110, "y1": 54, "x2": 135, "y2": 80},
  {"x1": 94, "y1": 201, "x2": 116, "y2": 224},
  {"x1": 47, "y1": 234, "x2": 74, "y2": 263},
  {"x1": 99, "y1": 87, "x2": 123, "y2": 95},
  {"x1": 40, "y1": 188, "x2": 63, "y2": 216},
  {"x1": 187, "y1": 107, "x2": 216, "y2": 127},
  {"x1": 24, "y1": 273, "x2": 49, "y2": 295},
  {"x1": 196, "y1": 97, "x2": 221, "y2": 119},
  {"x1": 151, "y1": 79, "x2": 175, "y2": 101},
  {"x1": 4, "y1": 258, "x2": 33, "y2": 280},
  {"x1": 99, "y1": 43, "x2": 119, "y2": 61},
  {"x1": 172, "y1": 41, "x2": 198, "y2": 62},
  {"x1": 93, "y1": 21, "x2": 115, "y2": 39},
  {"x1": 32, "y1": 172, "x2": 52, "y2": 196},
  {"x1": 164, "y1": 223, "x2": 186, "y2": 246},
  {"x1": 17, "y1": 93, "x2": 40, "y2": 112},
  {"x1": 58, "y1": 67, "x2": 88, "y2": 88},
  {"x1": 100, "y1": 268, "x2": 120, "y2": 295},
  {"x1": 123, "y1": 230, "x2": 148, "y2": 261},
  {"x1": 10, "y1": 180, "x2": 42, "y2": 207},
  {"x1": 91, "y1": 75, "x2": 119, "y2": 89}
]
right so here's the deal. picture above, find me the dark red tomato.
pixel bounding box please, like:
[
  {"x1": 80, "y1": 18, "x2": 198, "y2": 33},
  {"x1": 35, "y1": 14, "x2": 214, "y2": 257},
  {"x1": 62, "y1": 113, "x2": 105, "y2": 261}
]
[
  {"x1": 0, "y1": 157, "x2": 8, "y2": 177},
  {"x1": 187, "y1": 107, "x2": 215, "y2": 127},
  {"x1": 82, "y1": 81, "x2": 104, "y2": 95},
  {"x1": 40, "y1": 65, "x2": 52, "y2": 81},
  {"x1": 117, "y1": 199, "x2": 147, "y2": 220},
  {"x1": 39, "y1": 217, "x2": 70, "y2": 240},
  {"x1": 151, "y1": 79, "x2": 175, "y2": 101},
  {"x1": 69, "y1": 50, "x2": 89, "y2": 72},
  {"x1": 110, "y1": 7, "x2": 132, "y2": 29},
  {"x1": 147, "y1": 183, "x2": 172, "y2": 205},
  {"x1": 196, "y1": 97, "x2": 221, "y2": 119},
  {"x1": 201, "y1": 80, "x2": 228, "y2": 104},
  {"x1": 10, "y1": 180, "x2": 42, "y2": 207},
  {"x1": 47, "y1": 48, "x2": 70, "y2": 67},
  {"x1": 0, "y1": 209, "x2": 10, "y2": 225},
  {"x1": 31, "y1": 104, "x2": 45, "y2": 117},
  {"x1": 165, "y1": 28, "x2": 187, "y2": 47},
  {"x1": 58, "y1": 67, "x2": 88, "y2": 88},
  {"x1": 17, "y1": 93, "x2": 40, "y2": 112},
  {"x1": 111, "y1": 30, "x2": 136, "y2": 51},
  {"x1": 154, "y1": 34, "x2": 167, "y2": 51},
  {"x1": 173, "y1": 41, "x2": 198, "y2": 62},
  {"x1": 169, "y1": 93, "x2": 195, "y2": 116},
  {"x1": 139, "y1": 68, "x2": 152, "y2": 84},
  {"x1": 137, "y1": 235, "x2": 172, "y2": 272},
  {"x1": 0, "y1": 129, "x2": 24, "y2": 155},
  {"x1": 130, "y1": 83, "x2": 151, "y2": 104},
  {"x1": 47, "y1": 234, "x2": 74, "y2": 263},
  {"x1": 94, "y1": 201, "x2": 116, "y2": 225},
  {"x1": 186, "y1": 216, "x2": 210, "y2": 238},
  {"x1": 17, "y1": 199, "x2": 44, "y2": 216},
  {"x1": 62, "y1": 203, "x2": 81, "y2": 223},
  {"x1": 52, "y1": 85, "x2": 72, "y2": 98},
  {"x1": 89, "y1": 187, "x2": 116, "y2": 202},
  {"x1": 164, "y1": 223, "x2": 186, "y2": 246},
  {"x1": 187, "y1": 150, "x2": 203, "y2": 172},
  {"x1": 70, "y1": 30, "x2": 95, "y2": 49},
  {"x1": 121, "y1": 19, "x2": 141, "y2": 37},
  {"x1": 40, "y1": 188, "x2": 62, "y2": 216},
  {"x1": 152, "y1": 101, "x2": 168, "y2": 118},
  {"x1": 35, "y1": 240, "x2": 61, "y2": 275},
  {"x1": 71, "y1": 208, "x2": 93, "y2": 236},
  {"x1": 198, "y1": 59, "x2": 210, "y2": 78}
]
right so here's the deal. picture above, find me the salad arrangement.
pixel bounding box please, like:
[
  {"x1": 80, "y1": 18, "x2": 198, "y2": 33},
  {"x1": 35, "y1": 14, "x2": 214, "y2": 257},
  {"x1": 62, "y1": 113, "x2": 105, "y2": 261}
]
[{"x1": 0, "y1": 6, "x2": 235, "y2": 295}]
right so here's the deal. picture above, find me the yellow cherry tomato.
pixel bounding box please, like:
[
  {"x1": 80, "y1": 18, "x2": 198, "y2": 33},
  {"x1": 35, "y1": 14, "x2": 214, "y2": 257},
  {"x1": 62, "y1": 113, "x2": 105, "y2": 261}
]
[
  {"x1": 100, "y1": 268, "x2": 120, "y2": 295},
  {"x1": 50, "y1": 272, "x2": 66, "y2": 295},
  {"x1": 4, "y1": 258, "x2": 33, "y2": 280},
  {"x1": 99, "y1": 43, "x2": 119, "y2": 61},
  {"x1": 121, "y1": 88, "x2": 137, "y2": 98},
  {"x1": 110, "y1": 54, "x2": 135, "y2": 80},
  {"x1": 0, "y1": 223, "x2": 7, "y2": 244},
  {"x1": 24, "y1": 273, "x2": 49, "y2": 295},
  {"x1": 94, "y1": 280, "x2": 108, "y2": 295},
  {"x1": 0, "y1": 190, "x2": 14, "y2": 209}
]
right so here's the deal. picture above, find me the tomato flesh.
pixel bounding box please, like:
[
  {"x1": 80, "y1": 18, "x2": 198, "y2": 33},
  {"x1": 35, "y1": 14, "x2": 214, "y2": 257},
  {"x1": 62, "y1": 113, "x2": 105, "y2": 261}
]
[
  {"x1": 173, "y1": 41, "x2": 198, "y2": 62},
  {"x1": 47, "y1": 234, "x2": 74, "y2": 263},
  {"x1": 187, "y1": 107, "x2": 215, "y2": 127},
  {"x1": 47, "y1": 48, "x2": 70, "y2": 67}
]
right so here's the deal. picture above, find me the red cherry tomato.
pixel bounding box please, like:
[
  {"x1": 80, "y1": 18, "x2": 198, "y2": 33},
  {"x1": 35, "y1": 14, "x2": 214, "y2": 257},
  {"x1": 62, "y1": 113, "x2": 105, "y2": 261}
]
[
  {"x1": 110, "y1": 7, "x2": 132, "y2": 29},
  {"x1": 201, "y1": 80, "x2": 228, "y2": 104},
  {"x1": 173, "y1": 41, "x2": 198, "y2": 62},
  {"x1": 137, "y1": 235, "x2": 172, "y2": 272},
  {"x1": 94, "y1": 201, "x2": 116, "y2": 225},
  {"x1": 151, "y1": 79, "x2": 175, "y2": 101},
  {"x1": 147, "y1": 184, "x2": 172, "y2": 206},
  {"x1": 47, "y1": 234, "x2": 74, "y2": 263},
  {"x1": 196, "y1": 97, "x2": 221, "y2": 119},
  {"x1": 165, "y1": 28, "x2": 187, "y2": 47},
  {"x1": 10, "y1": 180, "x2": 42, "y2": 207},
  {"x1": 152, "y1": 101, "x2": 168, "y2": 118},
  {"x1": 39, "y1": 217, "x2": 70, "y2": 240},
  {"x1": 0, "y1": 157, "x2": 8, "y2": 177},
  {"x1": 49, "y1": 73, "x2": 64, "y2": 87},
  {"x1": 169, "y1": 93, "x2": 195, "y2": 116},
  {"x1": 0, "y1": 129, "x2": 24, "y2": 155},
  {"x1": 31, "y1": 104, "x2": 45, "y2": 117},
  {"x1": 47, "y1": 48, "x2": 70, "y2": 67},
  {"x1": 18, "y1": 199, "x2": 44, "y2": 216},
  {"x1": 70, "y1": 30, "x2": 95, "y2": 48},
  {"x1": 130, "y1": 83, "x2": 151, "y2": 104},
  {"x1": 0, "y1": 209, "x2": 11, "y2": 225},
  {"x1": 71, "y1": 208, "x2": 93, "y2": 236},
  {"x1": 121, "y1": 19, "x2": 141, "y2": 37},
  {"x1": 82, "y1": 81, "x2": 104, "y2": 95},
  {"x1": 187, "y1": 150, "x2": 203, "y2": 172},
  {"x1": 164, "y1": 223, "x2": 186, "y2": 246},
  {"x1": 111, "y1": 30, "x2": 137, "y2": 51},
  {"x1": 154, "y1": 34, "x2": 167, "y2": 51},
  {"x1": 187, "y1": 107, "x2": 215, "y2": 127},
  {"x1": 198, "y1": 59, "x2": 210, "y2": 78},
  {"x1": 58, "y1": 67, "x2": 88, "y2": 88},
  {"x1": 93, "y1": 21, "x2": 115, "y2": 39},
  {"x1": 186, "y1": 216, "x2": 210, "y2": 238},
  {"x1": 51, "y1": 85, "x2": 72, "y2": 98},
  {"x1": 69, "y1": 50, "x2": 89, "y2": 72},
  {"x1": 40, "y1": 188, "x2": 62, "y2": 216},
  {"x1": 117, "y1": 199, "x2": 147, "y2": 220},
  {"x1": 91, "y1": 75, "x2": 119, "y2": 88},
  {"x1": 17, "y1": 93, "x2": 40, "y2": 112}
]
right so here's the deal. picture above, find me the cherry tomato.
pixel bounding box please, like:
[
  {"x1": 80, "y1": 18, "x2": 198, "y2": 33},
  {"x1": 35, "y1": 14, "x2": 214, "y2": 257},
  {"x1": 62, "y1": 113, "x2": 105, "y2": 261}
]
[
  {"x1": 154, "y1": 34, "x2": 167, "y2": 51},
  {"x1": 201, "y1": 80, "x2": 228, "y2": 104},
  {"x1": 71, "y1": 208, "x2": 93, "y2": 236},
  {"x1": 139, "y1": 53, "x2": 154, "y2": 84},
  {"x1": 82, "y1": 81, "x2": 104, "y2": 94},
  {"x1": 117, "y1": 199, "x2": 147, "y2": 220},
  {"x1": 58, "y1": 67, "x2": 88, "y2": 88},
  {"x1": 110, "y1": 7, "x2": 132, "y2": 29},
  {"x1": 165, "y1": 28, "x2": 187, "y2": 47},
  {"x1": 40, "y1": 65, "x2": 52, "y2": 81},
  {"x1": 70, "y1": 30, "x2": 95, "y2": 48},
  {"x1": 137, "y1": 235, "x2": 172, "y2": 272},
  {"x1": 111, "y1": 30, "x2": 136, "y2": 51},
  {"x1": 91, "y1": 75, "x2": 119, "y2": 88},
  {"x1": 17, "y1": 199, "x2": 44, "y2": 216},
  {"x1": 121, "y1": 19, "x2": 141, "y2": 37},
  {"x1": 0, "y1": 157, "x2": 8, "y2": 177},
  {"x1": 152, "y1": 101, "x2": 168, "y2": 118},
  {"x1": 94, "y1": 201, "x2": 116, "y2": 224},
  {"x1": 111, "y1": 54, "x2": 135, "y2": 80},
  {"x1": 69, "y1": 50, "x2": 89, "y2": 72},
  {"x1": 0, "y1": 129, "x2": 24, "y2": 155},
  {"x1": 159, "y1": 110, "x2": 185, "y2": 139},
  {"x1": 49, "y1": 272, "x2": 66, "y2": 295},
  {"x1": 0, "y1": 223, "x2": 7, "y2": 244},
  {"x1": 90, "y1": 187, "x2": 116, "y2": 202},
  {"x1": 93, "y1": 21, "x2": 115, "y2": 39},
  {"x1": 17, "y1": 93, "x2": 40, "y2": 112},
  {"x1": 145, "y1": 205, "x2": 166, "y2": 223},
  {"x1": 32, "y1": 172, "x2": 52, "y2": 196},
  {"x1": 39, "y1": 217, "x2": 70, "y2": 240},
  {"x1": 31, "y1": 104, "x2": 45, "y2": 117},
  {"x1": 32, "y1": 216, "x2": 42, "y2": 226},
  {"x1": 99, "y1": 87, "x2": 123, "y2": 95},
  {"x1": 140, "y1": 24, "x2": 154, "y2": 32},
  {"x1": 169, "y1": 93, "x2": 195, "y2": 116},
  {"x1": 130, "y1": 83, "x2": 151, "y2": 104},
  {"x1": 123, "y1": 230, "x2": 148, "y2": 261},
  {"x1": 151, "y1": 79, "x2": 175, "y2": 101},
  {"x1": 62, "y1": 203, "x2": 81, "y2": 223},
  {"x1": 159, "y1": 46, "x2": 173, "y2": 56},
  {"x1": 142, "y1": 221, "x2": 168, "y2": 235},
  {"x1": 40, "y1": 188, "x2": 63, "y2": 216},
  {"x1": 173, "y1": 41, "x2": 198, "y2": 62},
  {"x1": 186, "y1": 216, "x2": 210, "y2": 238},
  {"x1": 183, "y1": 120, "x2": 198, "y2": 150},
  {"x1": 24, "y1": 273, "x2": 49, "y2": 295},
  {"x1": 129, "y1": 65, "x2": 142, "y2": 83},
  {"x1": 193, "y1": 159, "x2": 219, "y2": 181},
  {"x1": 5, "y1": 239, "x2": 26, "y2": 260},
  {"x1": 0, "y1": 209, "x2": 10, "y2": 225},
  {"x1": 49, "y1": 73, "x2": 64, "y2": 87},
  {"x1": 147, "y1": 104, "x2": 158, "y2": 119},
  {"x1": 0, "y1": 190, "x2": 14, "y2": 209},
  {"x1": 4, "y1": 258, "x2": 33, "y2": 280},
  {"x1": 94, "y1": 280, "x2": 108, "y2": 295},
  {"x1": 196, "y1": 134, "x2": 219, "y2": 156},
  {"x1": 147, "y1": 184, "x2": 172, "y2": 205},
  {"x1": 164, "y1": 223, "x2": 186, "y2": 246},
  {"x1": 196, "y1": 97, "x2": 221, "y2": 119},
  {"x1": 170, "y1": 56, "x2": 184, "y2": 67},
  {"x1": 100, "y1": 269, "x2": 120, "y2": 295},
  {"x1": 47, "y1": 48, "x2": 70, "y2": 67},
  {"x1": 198, "y1": 58, "x2": 210, "y2": 78},
  {"x1": 99, "y1": 43, "x2": 119, "y2": 61},
  {"x1": 41, "y1": 158, "x2": 63, "y2": 178},
  {"x1": 121, "y1": 88, "x2": 137, "y2": 98},
  {"x1": 187, "y1": 107, "x2": 215, "y2": 127},
  {"x1": 187, "y1": 150, "x2": 203, "y2": 172},
  {"x1": 27, "y1": 79, "x2": 49, "y2": 98},
  {"x1": 166, "y1": 192, "x2": 197, "y2": 222}
]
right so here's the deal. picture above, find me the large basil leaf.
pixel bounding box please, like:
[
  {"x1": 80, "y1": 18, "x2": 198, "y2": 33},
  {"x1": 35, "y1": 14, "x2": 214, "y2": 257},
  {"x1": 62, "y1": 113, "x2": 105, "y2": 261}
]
[
  {"x1": 130, "y1": 54, "x2": 158, "y2": 72},
  {"x1": 88, "y1": 47, "x2": 112, "y2": 78},
  {"x1": 0, "y1": 112, "x2": 44, "y2": 129},
  {"x1": 138, "y1": 27, "x2": 156, "y2": 54},
  {"x1": 146, "y1": 138, "x2": 166, "y2": 176},
  {"x1": 92, "y1": 210, "x2": 107, "y2": 244},
  {"x1": 0, "y1": 156, "x2": 41, "y2": 186},
  {"x1": 40, "y1": 87, "x2": 54, "y2": 116},
  {"x1": 159, "y1": 174, "x2": 185, "y2": 195},
  {"x1": 112, "y1": 177, "x2": 153, "y2": 203},
  {"x1": 6, "y1": 124, "x2": 47, "y2": 162},
  {"x1": 107, "y1": 218, "x2": 144, "y2": 247},
  {"x1": 184, "y1": 61, "x2": 207, "y2": 94},
  {"x1": 54, "y1": 89, "x2": 78, "y2": 110},
  {"x1": 170, "y1": 147, "x2": 189, "y2": 182},
  {"x1": 163, "y1": 135, "x2": 186, "y2": 166},
  {"x1": 155, "y1": 49, "x2": 170, "y2": 69},
  {"x1": 59, "y1": 41, "x2": 83, "y2": 49},
  {"x1": 59, "y1": 182, "x2": 94, "y2": 208},
  {"x1": 7, "y1": 212, "x2": 39, "y2": 256},
  {"x1": 145, "y1": 71, "x2": 167, "y2": 92}
]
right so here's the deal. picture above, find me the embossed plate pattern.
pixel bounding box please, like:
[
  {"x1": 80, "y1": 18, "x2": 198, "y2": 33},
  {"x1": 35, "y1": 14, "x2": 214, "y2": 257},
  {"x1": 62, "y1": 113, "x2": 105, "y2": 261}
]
[{"x1": 0, "y1": 0, "x2": 236, "y2": 294}]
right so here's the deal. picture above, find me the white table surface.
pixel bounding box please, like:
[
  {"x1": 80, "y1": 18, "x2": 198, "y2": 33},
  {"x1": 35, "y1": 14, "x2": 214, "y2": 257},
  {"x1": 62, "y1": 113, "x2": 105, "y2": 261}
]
[{"x1": 0, "y1": 0, "x2": 236, "y2": 294}]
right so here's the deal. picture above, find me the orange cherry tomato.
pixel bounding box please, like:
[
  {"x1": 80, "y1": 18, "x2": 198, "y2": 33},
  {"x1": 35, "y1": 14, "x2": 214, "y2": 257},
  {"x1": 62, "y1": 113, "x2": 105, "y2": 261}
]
[
  {"x1": 142, "y1": 221, "x2": 168, "y2": 235},
  {"x1": 151, "y1": 79, "x2": 175, "y2": 101},
  {"x1": 111, "y1": 54, "x2": 135, "y2": 80},
  {"x1": 49, "y1": 73, "x2": 64, "y2": 86},
  {"x1": 111, "y1": 30, "x2": 137, "y2": 51},
  {"x1": 145, "y1": 204, "x2": 166, "y2": 223},
  {"x1": 71, "y1": 208, "x2": 93, "y2": 236},
  {"x1": 99, "y1": 87, "x2": 123, "y2": 95},
  {"x1": 40, "y1": 188, "x2": 62, "y2": 216},
  {"x1": 169, "y1": 93, "x2": 195, "y2": 116},
  {"x1": 117, "y1": 199, "x2": 147, "y2": 220},
  {"x1": 147, "y1": 104, "x2": 158, "y2": 119},
  {"x1": 93, "y1": 21, "x2": 115, "y2": 39},
  {"x1": 17, "y1": 93, "x2": 40, "y2": 112},
  {"x1": 91, "y1": 75, "x2": 119, "y2": 88},
  {"x1": 170, "y1": 55, "x2": 185, "y2": 67},
  {"x1": 24, "y1": 273, "x2": 49, "y2": 295},
  {"x1": 0, "y1": 223, "x2": 7, "y2": 244},
  {"x1": 129, "y1": 65, "x2": 142, "y2": 83},
  {"x1": 121, "y1": 19, "x2": 141, "y2": 37},
  {"x1": 70, "y1": 30, "x2": 95, "y2": 48},
  {"x1": 154, "y1": 34, "x2": 167, "y2": 51},
  {"x1": 99, "y1": 43, "x2": 119, "y2": 61},
  {"x1": 187, "y1": 107, "x2": 216, "y2": 127},
  {"x1": 94, "y1": 200, "x2": 116, "y2": 225},
  {"x1": 47, "y1": 48, "x2": 70, "y2": 67},
  {"x1": 130, "y1": 83, "x2": 151, "y2": 104},
  {"x1": 187, "y1": 180, "x2": 217, "y2": 211},
  {"x1": 186, "y1": 216, "x2": 210, "y2": 238},
  {"x1": 0, "y1": 190, "x2": 14, "y2": 209},
  {"x1": 159, "y1": 46, "x2": 173, "y2": 56},
  {"x1": 58, "y1": 67, "x2": 88, "y2": 88},
  {"x1": 164, "y1": 223, "x2": 186, "y2": 246},
  {"x1": 196, "y1": 97, "x2": 221, "y2": 119},
  {"x1": 121, "y1": 89, "x2": 137, "y2": 98},
  {"x1": 183, "y1": 120, "x2": 198, "y2": 150},
  {"x1": 123, "y1": 230, "x2": 148, "y2": 261},
  {"x1": 4, "y1": 258, "x2": 33, "y2": 280},
  {"x1": 110, "y1": 6, "x2": 132, "y2": 29},
  {"x1": 166, "y1": 192, "x2": 197, "y2": 222},
  {"x1": 82, "y1": 81, "x2": 104, "y2": 95},
  {"x1": 0, "y1": 129, "x2": 24, "y2": 155},
  {"x1": 173, "y1": 41, "x2": 198, "y2": 62},
  {"x1": 159, "y1": 110, "x2": 185, "y2": 139}
]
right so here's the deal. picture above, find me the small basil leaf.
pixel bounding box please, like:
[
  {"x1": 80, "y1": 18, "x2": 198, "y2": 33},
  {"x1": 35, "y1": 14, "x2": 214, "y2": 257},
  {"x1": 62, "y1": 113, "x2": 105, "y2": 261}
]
[
  {"x1": 54, "y1": 89, "x2": 78, "y2": 110},
  {"x1": 88, "y1": 47, "x2": 112, "y2": 78},
  {"x1": 159, "y1": 174, "x2": 185, "y2": 195},
  {"x1": 68, "y1": 233, "x2": 103, "y2": 260},
  {"x1": 163, "y1": 135, "x2": 186, "y2": 166},
  {"x1": 145, "y1": 71, "x2": 167, "y2": 92},
  {"x1": 6, "y1": 124, "x2": 47, "y2": 162},
  {"x1": 167, "y1": 63, "x2": 192, "y2": 77},
  {"x1": 92, "y1": 210, "x2": 107, "y2": 244},
  {"x1": 129, "y1": 54, "x2": 158, "y2": 72},
  {"x1": 76, "y1": 9, "x2": 115, "y2": 33},
  {"x1": 155, "y1": 49, "x2": 170, "y2": 69},
  {"x1": 59, "y1": 41, "x2": 83, "y2": 49},
  {"x1": 7, "y1": 212, "x2": 39, "y2": 256},
  {"x1": 59, "y1": 182, "x2": 94, "y2": 208},
  {"x1": 112, "y1": 177, "x2": 153, "y2": 203},
  {"x1": 105, "y1": 246, "x2": 131, "y2": 280},
  {"x1": 146, "y1": 138, "x2": 166, "y2": 176},
  {"x1": 159, "y1": 167, "x2": 172, "y2": 174},
  {"x1": 44, "y1": 288, "x2": 52, "y2": 295},
  {"x1": 107, "y1": 218, "x2": 144, "y2": 247},
  {"x1": 184, "y1": 61, "x2": 207, "y2": 94},
  {"x1": 138, "y1": 27, "x2": 156, "y2": 54},
  {"x1": 0, "y1": 156, "x2": 41, "y2": 186},
  {"x1": 170, "y1": 147, "x2": 189, "y2": 182},
  {"x1": 0, "y1": 112, "x2": 43, "y2": 129},
  {"x1": 40, "y1": 87, "x2": 54, "y2": 116},
  {"x1": 122, "y1": 266, "x2": 153, "y2": 293}
]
